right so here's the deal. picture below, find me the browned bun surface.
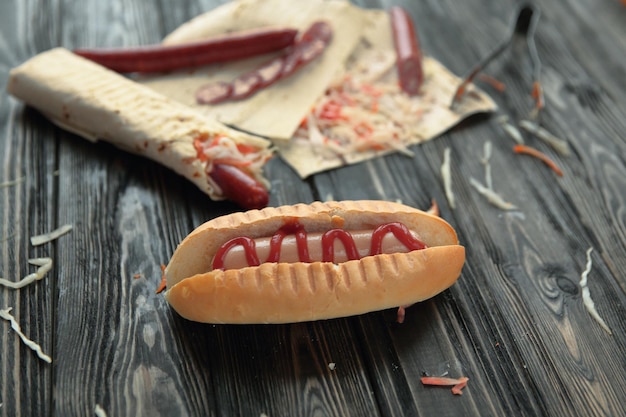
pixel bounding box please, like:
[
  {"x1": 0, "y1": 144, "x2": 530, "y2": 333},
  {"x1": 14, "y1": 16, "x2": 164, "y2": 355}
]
[{"x1": 165, "y1": 200, "x2": 464, "y2": 323}]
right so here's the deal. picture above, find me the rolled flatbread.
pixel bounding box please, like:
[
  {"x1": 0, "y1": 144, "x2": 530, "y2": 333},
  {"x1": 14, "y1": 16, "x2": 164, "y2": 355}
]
[{"x1": 7, "y1": 47, "x2": 272, "y2": 201}]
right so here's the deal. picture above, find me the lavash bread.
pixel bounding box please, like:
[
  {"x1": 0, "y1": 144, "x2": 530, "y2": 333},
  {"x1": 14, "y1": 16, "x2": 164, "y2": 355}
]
[
  {"x1": 6, "y1": 47, "x2": 271, "y2": 200},
  {"x1": 165, "y1": 200, "x2": 465, "y2": 323}
]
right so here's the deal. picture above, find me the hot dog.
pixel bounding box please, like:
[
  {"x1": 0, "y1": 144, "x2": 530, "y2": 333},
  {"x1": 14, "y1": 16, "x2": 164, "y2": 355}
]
[{"x1": 164, "y1": 200, "x2": 465, "y2": 324}]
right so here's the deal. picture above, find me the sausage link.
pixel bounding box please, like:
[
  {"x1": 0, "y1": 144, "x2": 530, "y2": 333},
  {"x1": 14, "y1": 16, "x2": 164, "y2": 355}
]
[
  {"x1": 196, "y1": 21, "x2": 333, "y2": 105},
  {"x1": 209, "y1": 163, "x2": 269, "y2": 209},
  {"x1": 74, "y1": 27, "x2": 298, "y2": 73},
  {"x1": 389, "y1": 6, "x2": 423, "y2": 95}
]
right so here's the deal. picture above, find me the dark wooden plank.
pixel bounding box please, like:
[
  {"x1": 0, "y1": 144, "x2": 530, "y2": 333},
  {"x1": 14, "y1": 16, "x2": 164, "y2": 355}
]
[
  {"x1": 0, "y1": 0, "x2": 62, "y2": 413},
  {"x1": 1, "y1": 0, "x2": 626, "y2": 416}
]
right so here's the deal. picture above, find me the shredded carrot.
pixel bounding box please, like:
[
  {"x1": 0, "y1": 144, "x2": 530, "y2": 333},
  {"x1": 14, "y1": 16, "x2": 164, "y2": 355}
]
[
  {"x1": 452, "y1": 81, "x2": 469, "y2": 105},
  {"x1": 235, "y1": 143, "x2": 259, "y2": 155},
  {"x1": 421, "y1": 376, "x2": 469, "y2": 395},
  {"x1": 478, "y1": 73, "x2": 506, "y2": 92},
  {"x1": 427, "y1": 199, "x2": 439, "y2": 217},
  {"x1": 156, "y1": 264, "x2": 167, "y2": 294},
  {"x1": 531, "y1": 81, "x2": 544, "y2": 110},
  {"x1": 396, "y1": 306, "x2": 406, "y2": 323},
  {"x1": 513, "y1": 144, "x2": 563, "y2": 177},
  {"x1": 193, "y1": 137, "x2": 209, "y2": 161},
  {"x1": 353, "y1": 121, "x2": 374, "y2": 138},
  {"x1": 360, "y1": 83, "x2": 383, "y2": 97},
  {"x1": 319, "y1": 99, "x2": 348, "y2": 120}
]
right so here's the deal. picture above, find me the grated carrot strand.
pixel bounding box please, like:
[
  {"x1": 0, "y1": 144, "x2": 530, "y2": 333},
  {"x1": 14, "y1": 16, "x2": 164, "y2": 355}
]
[
  {"x1": 156, "y1": 264, "x2": 167, "y2": 294},
  {"x1": 513, "y1": 144, "x2": 563, "y2": 177}
]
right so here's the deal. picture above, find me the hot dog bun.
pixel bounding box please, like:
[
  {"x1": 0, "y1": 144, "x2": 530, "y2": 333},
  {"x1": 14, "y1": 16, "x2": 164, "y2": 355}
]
[{"x1": 165, "y1": 200, "x2": 464, "y2": 323}]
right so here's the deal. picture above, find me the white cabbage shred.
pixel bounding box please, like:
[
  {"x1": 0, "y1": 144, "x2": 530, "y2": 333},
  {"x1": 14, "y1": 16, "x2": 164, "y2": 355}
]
[{"x1": 0, "y1": 307, "x2": 52, "y2": 363}]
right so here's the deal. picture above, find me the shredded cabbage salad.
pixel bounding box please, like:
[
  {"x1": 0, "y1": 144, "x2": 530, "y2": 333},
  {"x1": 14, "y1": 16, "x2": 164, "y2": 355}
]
[
  {"x1": 292, "y1": 62, "x2": 430, "y2": 159},
  {"x1": 193, "y1": 132, "x2": 273, "y2": 192}
]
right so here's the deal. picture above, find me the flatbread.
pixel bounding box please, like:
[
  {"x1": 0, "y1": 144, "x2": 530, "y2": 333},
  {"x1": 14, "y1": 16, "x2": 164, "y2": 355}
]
[
  {"x1": 7, "y1": 48, "x2": 272, "y2": 200},
  {"x1": 141, "y1": 0, "x2": 366, "y2": 139}
]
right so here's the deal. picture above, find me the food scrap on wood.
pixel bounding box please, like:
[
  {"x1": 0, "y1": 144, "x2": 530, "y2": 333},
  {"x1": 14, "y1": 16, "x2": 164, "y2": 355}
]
[
  {"x1": 441, "y1": 147, "x2": 455, "y2": 209},
  {"x1": 469, "y1": 178, "x2": 518, "y2": 211},
  {"x1": 579, "y1": 248, "x2": 612, "y2": 335},
  {"x1": 156, "y1": 264, "x2": 167, "y2": 294},
  {"x1": 421, "y1": 375, "x2": 469, "y2": 395},
  {"x1": 30, "y1": 224, "x2": 73, "y2": 246},
  {"x1": 0, "y1": 258, "x2": 53, "y2": 290},
  {"x1": 497, "y1": 115, "x2": 525, "y2": 144},
  {"x1": 513, "y1": 144, "x2": 563, "y2": 177},
  {"x1": 0, "y1": 176, "x2": 25, "y2": 188},
  {"x1": 427, "y1": 199, "x2": 440, "y2": 217},
  {"x1": 469, "y1": 141, "x2": 518, "y2": 210},
  {"x1": 519, "y1": 120, "x2": 570, "y2": 156},
  {"x1": 0, "y1": 307, "x2": 52, "y2": 363}
]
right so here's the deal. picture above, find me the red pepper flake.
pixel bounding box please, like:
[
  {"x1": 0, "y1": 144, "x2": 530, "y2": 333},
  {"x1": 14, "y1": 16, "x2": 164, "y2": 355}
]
[
  {"x1": 421, "y1": 376, "x2": 469, "y2": 395},
  {"x1": 513, "y1": 144, "x2": 563, "y2": 177},
  {"x1": 156, "y1": 264, "x2": 167, "y2": 294}
]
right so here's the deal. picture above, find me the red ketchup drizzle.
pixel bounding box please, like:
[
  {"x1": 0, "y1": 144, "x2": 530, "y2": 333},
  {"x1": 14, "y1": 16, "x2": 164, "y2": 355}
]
[
  {"x1": 369, "y1": 222, "x2": 427, "y2": 254},
  {"x1": 265, "y1": 219, "x2": 311, "y2": 263},
  {"x1": 211, "y1": 221, "x2": 427, "y2": 270},
  {"x1": 322, "y1": 229, "x2": 360, "y2": 263},
  {"x1": 214, "y1": 237, "x2": 260, "y2": 269}
]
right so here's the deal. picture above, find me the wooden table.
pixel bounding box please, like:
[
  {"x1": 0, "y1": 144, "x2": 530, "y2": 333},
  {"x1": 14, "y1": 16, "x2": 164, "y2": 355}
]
[{"x1": 1, "y1": 0, "x2": 625, "y2": 416}]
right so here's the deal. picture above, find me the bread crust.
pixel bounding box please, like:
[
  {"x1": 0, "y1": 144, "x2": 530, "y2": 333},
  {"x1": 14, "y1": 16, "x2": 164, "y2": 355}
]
[{"x1": 165, "y1": 200, "x2": 464, "y2": 323}]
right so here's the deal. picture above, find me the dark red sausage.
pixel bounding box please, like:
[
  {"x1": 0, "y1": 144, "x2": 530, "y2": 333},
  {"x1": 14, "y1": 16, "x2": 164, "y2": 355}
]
[
  {"x1": 196, "y1": 21, "x2": 333, "y2": 105},
  {"x1": 73, "y1": 27, "x2": 298, "y2": 73},
  {"x1": 196, "y1": 81, "x2": 233, "y2": 105},
  {"x1": 389, "y1": 7, "x2": 423, "y2": 95},
  {"x1": 209, "y1": 164, "x2": 269, "y2": 209},
  {"x1": 256, "y1": 56, "x2": 286, "y2": 88},
  {"x1": 300, "y1": 21, "x2": 333, "y2": 44},
  {"x1": 230, "y1": 72, "x2": 263, "y2": 101}
]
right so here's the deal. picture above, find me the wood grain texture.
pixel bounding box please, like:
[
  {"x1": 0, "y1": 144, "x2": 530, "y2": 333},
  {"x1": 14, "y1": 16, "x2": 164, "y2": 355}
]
[{"x1": 1, "y1": 0, "x2": 625, "y2": 416}]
